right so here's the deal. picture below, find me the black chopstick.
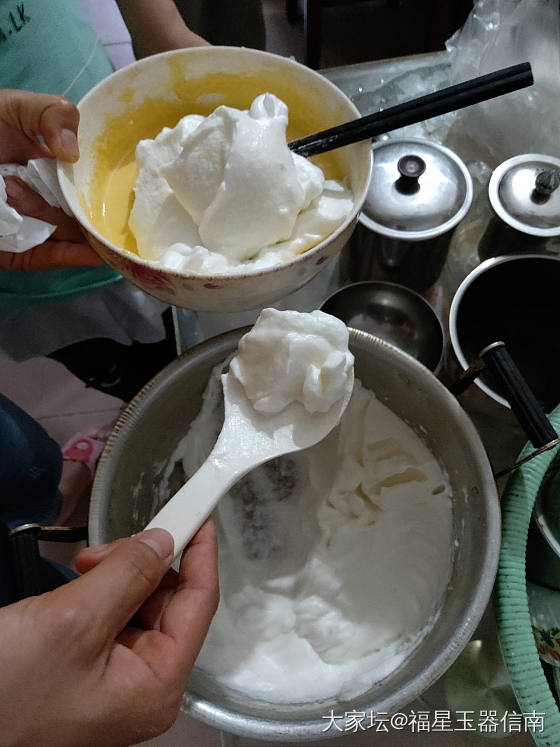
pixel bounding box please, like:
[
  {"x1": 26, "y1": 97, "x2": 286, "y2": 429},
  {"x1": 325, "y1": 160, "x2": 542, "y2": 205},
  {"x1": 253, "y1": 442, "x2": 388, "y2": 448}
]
[{"x1": 288, "y1": 62, "x2": 533, "y2": 158}]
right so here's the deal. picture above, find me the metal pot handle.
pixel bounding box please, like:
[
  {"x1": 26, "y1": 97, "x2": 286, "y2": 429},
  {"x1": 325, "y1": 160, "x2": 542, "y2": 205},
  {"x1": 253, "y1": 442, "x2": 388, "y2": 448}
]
[
  {"x1": 449, "y1": 341, "x2": 560, "y2": 478},
  {"x1": 9, "y1": 524, "x2": 88, "y2": 601}
]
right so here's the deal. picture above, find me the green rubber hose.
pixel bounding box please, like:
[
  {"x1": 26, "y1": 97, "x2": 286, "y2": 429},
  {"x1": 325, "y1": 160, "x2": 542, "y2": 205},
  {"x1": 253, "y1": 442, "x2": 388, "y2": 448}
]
[{"x1": 495, "y1": 405, "x2": 560, "y2": 746}]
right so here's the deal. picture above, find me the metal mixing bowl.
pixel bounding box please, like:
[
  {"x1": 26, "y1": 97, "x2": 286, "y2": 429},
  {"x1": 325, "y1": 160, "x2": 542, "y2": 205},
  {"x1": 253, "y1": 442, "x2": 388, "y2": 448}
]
[
  {"x1": 90, "y1": 328, "x2": 499, "y2": 742},
  {"x1": 321, "y1": 281, "x2": 444, "y2": 373}
]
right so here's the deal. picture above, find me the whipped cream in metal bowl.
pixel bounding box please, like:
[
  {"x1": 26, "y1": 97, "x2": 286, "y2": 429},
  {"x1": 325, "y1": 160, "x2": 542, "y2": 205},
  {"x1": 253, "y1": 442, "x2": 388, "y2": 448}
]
[
  {"x1": 129, "y1": 93, "x2": 354, "y2": 275},
  {"x1": 161, "y1": 309, "x2": 453, "y2": 705}
]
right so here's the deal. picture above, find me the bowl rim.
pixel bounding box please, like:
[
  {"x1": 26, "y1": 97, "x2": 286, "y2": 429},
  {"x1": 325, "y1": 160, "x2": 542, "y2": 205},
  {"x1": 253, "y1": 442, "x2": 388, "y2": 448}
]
[
  {"x1": 90, "y1": 325, "x2": 500, "y2": 741},
  {"x1": 57, "y1": 45, "x2": 373, "y2": 283}
]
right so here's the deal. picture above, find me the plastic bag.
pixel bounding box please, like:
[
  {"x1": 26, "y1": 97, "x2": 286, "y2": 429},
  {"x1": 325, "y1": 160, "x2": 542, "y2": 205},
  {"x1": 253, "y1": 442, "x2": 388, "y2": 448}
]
[{"x1": 445, "y1": 0, "x2": 560, "y2": 166}]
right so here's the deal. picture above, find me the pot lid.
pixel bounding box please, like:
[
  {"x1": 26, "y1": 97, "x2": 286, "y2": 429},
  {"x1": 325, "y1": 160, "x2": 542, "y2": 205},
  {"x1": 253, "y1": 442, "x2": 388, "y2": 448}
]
[
  {"x1": 488, "y1": 153, "x2": 560, "y2": 237},
  {"x1": 360, "y1": 138, "x2": 473, "y2": 240}
]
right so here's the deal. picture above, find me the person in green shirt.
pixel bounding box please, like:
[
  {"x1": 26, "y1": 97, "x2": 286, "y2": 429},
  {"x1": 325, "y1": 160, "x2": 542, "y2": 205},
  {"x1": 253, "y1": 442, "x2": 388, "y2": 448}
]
[{"x1": 0, "y1": 0, "x2": 208, "y2": 401}]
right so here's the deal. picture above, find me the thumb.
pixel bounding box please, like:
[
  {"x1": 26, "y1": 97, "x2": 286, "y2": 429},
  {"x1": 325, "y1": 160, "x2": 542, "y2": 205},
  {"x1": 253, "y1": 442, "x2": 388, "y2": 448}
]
[
  {"x1": 0, "y1": 89, "x2": 80, "y2": 162},
  {"x1": 70, "y1": 529, "x2": 175, "y2": 640}
]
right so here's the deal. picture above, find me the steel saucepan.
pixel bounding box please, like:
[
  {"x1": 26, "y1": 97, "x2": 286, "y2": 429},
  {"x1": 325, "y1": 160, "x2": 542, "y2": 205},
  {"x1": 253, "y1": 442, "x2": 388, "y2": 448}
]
[{"x1": 449, "y1": 254, "x2": 560, "y2": 414}]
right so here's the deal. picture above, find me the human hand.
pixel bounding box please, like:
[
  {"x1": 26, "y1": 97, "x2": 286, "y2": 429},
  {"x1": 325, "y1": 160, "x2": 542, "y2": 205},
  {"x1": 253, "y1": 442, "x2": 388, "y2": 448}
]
[
  {"x1": 1, "y1": 175, "x2": 103, "y2": 270},
  {"x1": 0, "y1": 521, "x2": 219, "y2": 747},
  {"x1": 0, "y1": 88, "x2": 80, "y2": 163},
  {"x1": 0, "y1": 88, "x2": 102, "y2": 270}
]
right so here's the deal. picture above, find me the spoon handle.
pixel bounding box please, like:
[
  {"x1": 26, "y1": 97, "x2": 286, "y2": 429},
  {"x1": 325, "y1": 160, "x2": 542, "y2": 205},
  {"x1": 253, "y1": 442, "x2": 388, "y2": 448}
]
[{"x1": 145, "y1": 455, "x2": 245, "y2": 560}]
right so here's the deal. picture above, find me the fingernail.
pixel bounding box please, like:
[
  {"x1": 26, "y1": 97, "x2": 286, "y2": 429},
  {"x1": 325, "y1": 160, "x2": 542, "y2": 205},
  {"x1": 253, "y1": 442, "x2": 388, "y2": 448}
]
[
  {"x1": 58, "y1": 128, "x2": 79, "y2": 160},
  {"x1": 4, "y1": 178, "x2": 24, "y2": 201},
  {"x1": 137, "y1": 528, "x2": 174, "y2": 560},
  {"x1": 87, "y1": 542, "x2": 110, "y2": 553}
]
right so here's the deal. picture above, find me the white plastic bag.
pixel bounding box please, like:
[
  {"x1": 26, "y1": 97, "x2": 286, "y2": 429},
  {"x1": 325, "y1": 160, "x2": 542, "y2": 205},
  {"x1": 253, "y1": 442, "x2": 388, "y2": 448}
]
[{"x1": 445, "y1": 0, "x2": 560, "y2": 165}]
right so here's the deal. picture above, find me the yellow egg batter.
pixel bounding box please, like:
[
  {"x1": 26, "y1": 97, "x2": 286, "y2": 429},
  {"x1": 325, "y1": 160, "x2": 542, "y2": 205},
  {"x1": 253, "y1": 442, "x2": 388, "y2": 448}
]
[{"x1": 86, "y1": 58, "x2": 347, "y2": 256}]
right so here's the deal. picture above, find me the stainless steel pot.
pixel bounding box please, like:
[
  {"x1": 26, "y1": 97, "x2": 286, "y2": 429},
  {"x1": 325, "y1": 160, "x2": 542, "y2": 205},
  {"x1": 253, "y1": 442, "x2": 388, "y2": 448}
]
[
  {"x1": 340, "y1": 138, "x2": 474, "y2": 293},
  {"x1": 90, "y1": 328, "x2": 499, "y2": 742},
  {"x1": 449, "y1": 254, "x2": 560, "y2": 413},
  {"x1": 479, "y1": 153, "x2": 560, "y2": 261}
]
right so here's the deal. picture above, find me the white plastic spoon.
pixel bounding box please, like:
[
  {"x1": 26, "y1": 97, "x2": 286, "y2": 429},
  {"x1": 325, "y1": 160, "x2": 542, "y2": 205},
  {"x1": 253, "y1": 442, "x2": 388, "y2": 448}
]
[{"x1": 145, "y1": 367, "x2": 354, "y2": 560}]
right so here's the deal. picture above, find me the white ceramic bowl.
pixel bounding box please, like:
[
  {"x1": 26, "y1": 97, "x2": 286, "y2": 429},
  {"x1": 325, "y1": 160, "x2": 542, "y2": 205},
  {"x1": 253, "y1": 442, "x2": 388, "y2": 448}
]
[{"x1": 58, "y1": 47, "x2": 372, "y2": 311}]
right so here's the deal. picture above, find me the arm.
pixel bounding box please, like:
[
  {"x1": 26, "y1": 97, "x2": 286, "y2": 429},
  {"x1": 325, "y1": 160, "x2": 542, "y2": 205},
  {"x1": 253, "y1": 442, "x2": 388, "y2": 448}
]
[{"x1": 116, "y1": 0, "x2": 210, "y2": 58}]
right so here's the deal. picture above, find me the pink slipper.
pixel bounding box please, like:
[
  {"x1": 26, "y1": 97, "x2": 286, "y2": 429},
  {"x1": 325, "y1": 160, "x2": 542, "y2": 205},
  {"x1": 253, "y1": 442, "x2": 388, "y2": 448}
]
[{"x1": 61, "y1": 423, "x2": 113, "y2": 479}]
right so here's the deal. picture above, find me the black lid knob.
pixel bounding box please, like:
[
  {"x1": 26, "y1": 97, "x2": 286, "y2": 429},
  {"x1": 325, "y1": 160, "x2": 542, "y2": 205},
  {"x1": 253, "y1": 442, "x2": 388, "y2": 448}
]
[
  {"x1": 532, "y1": 168, "x2": 560, "y2": 204},
  {"x1": 397, "y1": 154, "x2": 426, "y2": 180}
]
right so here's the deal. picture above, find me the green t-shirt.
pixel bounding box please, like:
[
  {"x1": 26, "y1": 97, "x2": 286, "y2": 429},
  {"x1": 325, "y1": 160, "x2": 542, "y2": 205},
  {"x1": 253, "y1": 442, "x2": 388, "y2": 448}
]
[{"x1": 0, "y1": 0, "x2": 121, "y2": 307}]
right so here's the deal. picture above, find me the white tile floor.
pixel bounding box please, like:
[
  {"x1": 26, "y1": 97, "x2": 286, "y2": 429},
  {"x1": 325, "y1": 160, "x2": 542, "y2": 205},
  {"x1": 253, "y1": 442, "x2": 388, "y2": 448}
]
[{"x1": 0, "y1": 354, "x2": 123, "y2": 446}]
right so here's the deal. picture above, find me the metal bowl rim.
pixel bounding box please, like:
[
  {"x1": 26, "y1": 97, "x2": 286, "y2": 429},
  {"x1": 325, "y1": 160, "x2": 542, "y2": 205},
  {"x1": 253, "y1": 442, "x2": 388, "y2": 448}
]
[{"x1": 320, "y1": 280, "x2": 445, "y2": 373}]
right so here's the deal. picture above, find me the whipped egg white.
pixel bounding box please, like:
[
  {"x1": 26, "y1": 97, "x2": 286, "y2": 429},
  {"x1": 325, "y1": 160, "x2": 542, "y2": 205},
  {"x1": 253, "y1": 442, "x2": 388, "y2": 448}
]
[
  {"x1": 167, "y1": 357, "x2": 453, "y2": 704},
  {"x1": 229, "y1": 308, "x2": 354, "y2": 414},
  {"x1": 128, "y1": 93, "x2": 353, "y2": 274}
]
